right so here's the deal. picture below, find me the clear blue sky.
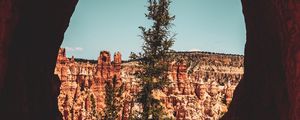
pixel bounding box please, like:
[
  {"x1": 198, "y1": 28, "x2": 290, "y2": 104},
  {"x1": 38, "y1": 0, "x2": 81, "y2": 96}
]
[{"x1": 61, "y1": 0, "x2": 246, "y2": 60}]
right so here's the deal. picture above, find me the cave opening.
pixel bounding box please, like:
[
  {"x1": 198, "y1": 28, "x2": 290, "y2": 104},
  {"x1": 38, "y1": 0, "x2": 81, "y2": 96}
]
[
  {"x1": 1, "y1": 0, "x2": 299, "y2": 119},
  {"x1": 55, "y1": 0, "x2": 246, "y2": 119}
]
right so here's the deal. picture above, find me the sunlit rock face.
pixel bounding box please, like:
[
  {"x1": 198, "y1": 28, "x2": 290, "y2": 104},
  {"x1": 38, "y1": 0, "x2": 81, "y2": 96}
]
[
  {"x1": 55, "y1": 49, "x2": 122, "y2": 119},
  {"x1": 156, "y1": 52, "x2": 243, "y2": 120},
  {"x1": 55, "y1": 48, "x2": 243, "y2": 120}
]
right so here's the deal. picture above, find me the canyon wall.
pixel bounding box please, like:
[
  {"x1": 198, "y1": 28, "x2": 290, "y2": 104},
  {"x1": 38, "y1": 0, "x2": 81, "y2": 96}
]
[
  {"x1": 55, "y1": 49, "x2": 123, "y2": 119},
  {"x1": 55, "y1": 49, "x2": 244, "y2": 120}
]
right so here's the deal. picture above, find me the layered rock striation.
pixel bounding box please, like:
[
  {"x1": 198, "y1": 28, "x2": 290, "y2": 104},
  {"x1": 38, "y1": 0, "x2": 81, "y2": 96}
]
[
  {"x1": 55, "y1": 49, "x2": 122, "y2": 119},
  {"x1": 54, "y1": 48, "x2": 243, "y2": 120}
]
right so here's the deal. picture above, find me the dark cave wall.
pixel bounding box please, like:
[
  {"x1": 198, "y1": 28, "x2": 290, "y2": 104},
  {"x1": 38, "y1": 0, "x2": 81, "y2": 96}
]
[
  {"x1": 0, "y1": 0, "x2": 15, "y2": 94},
  {"x1": 1, "y1": 0, "x2": 300, "y2": 120},
  {"x1": 0, "y1": 0, "x2": 78, "y2": 119},
  {"x1": 222, "y1": 0, "x2": 300, "y2": 120}
]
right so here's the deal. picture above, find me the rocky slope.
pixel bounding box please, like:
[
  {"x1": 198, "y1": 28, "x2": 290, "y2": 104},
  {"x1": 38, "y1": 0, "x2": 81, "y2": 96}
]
[{"x1": 54, "y1": 48, "x2": 244, "y2": 120}]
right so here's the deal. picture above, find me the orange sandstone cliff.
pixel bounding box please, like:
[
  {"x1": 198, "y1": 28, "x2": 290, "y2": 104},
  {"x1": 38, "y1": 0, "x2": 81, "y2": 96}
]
[{"x1": 54, "y1": 48, "x2": 243, "y2": 120}]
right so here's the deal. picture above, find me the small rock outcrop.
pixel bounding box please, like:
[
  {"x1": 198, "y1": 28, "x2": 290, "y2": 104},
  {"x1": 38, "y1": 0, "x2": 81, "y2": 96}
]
[{"x1": 55, "y1": 49, "x2": 123, "y2": 119}]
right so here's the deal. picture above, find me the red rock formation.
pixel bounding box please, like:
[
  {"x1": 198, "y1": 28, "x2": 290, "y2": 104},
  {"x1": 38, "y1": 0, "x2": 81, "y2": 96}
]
[
  {"x1": 96, "y1": 51, "x2": 112, "y2": 81},
  {"x1": 222, "y1": 0, "x2": 300, "y2": 120},
  {"x1": 114, "y1": 52, "x2": 122, "y2": 85},
  {"x1": 177, "y1": 60, "x2": 188, "y2": 82},
  {"x1": 57, "y1": 48, "x2": 69, "y2": 63},
  {"x1": 92, "y1": 51, "x2": 123, "y2": 113},
  {"x1": 0, "y1": 0, "x2": 78, "y2": 120},
  {"x1": 120, "y1": 51, "x2": 243, "y2": 119},
  {"x1": 55, "y1": 50, "x2": 123, "y2": 119},
  {"x1": 55, "y1": 50, "x2": 243, "y2": 119}
]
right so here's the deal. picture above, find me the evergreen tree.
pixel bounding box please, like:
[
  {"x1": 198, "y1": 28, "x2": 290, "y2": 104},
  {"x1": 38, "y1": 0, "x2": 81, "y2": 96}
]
[
  {"x1": 104, "y1": 75, "x2": 124, "y2": 120},
  {"x1": 90, "y1": 94, "x2": 99, "y2": 119},
  {"x1": 130, "y1": 0, "x2": 175, "y2": 119}
]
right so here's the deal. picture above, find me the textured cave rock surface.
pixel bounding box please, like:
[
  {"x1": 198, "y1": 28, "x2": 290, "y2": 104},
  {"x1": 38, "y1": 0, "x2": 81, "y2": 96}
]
[
  {"x1": 222, "y1": 0, "x2": 300, "y2": 120},
  {"x1": 0, "y1": 0, "x2": 78, "y2": 120}
]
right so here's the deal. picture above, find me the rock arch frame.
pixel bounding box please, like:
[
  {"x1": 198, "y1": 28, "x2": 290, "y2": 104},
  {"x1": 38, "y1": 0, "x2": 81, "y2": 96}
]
[{"x1": 0, "y1": 0, "x2": 300, "y2": 120}]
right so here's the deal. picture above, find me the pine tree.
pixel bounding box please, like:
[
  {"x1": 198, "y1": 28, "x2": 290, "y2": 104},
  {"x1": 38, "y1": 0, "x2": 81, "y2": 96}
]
[
  {"x1": 130, "y1": 0, "x2": 175, "y2": 119},
  {"x1": 104, "y1": 75, "x2": 124, "y2": 120},
  {"x1": 90, "y1": 94, "x2": 99, "y2": 119}
]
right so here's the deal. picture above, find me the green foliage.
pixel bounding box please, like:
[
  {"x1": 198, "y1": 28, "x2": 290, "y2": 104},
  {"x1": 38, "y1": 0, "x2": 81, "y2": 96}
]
[
  {"x1": 131, "y1": 0, "x2": 176, "y2": 119},
  {"x1": 90, "y1": 94, "x2": 99, "y2": 119},
  {"x1": 104, "y1": 75, "x2": 124, "y2": 120}
]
